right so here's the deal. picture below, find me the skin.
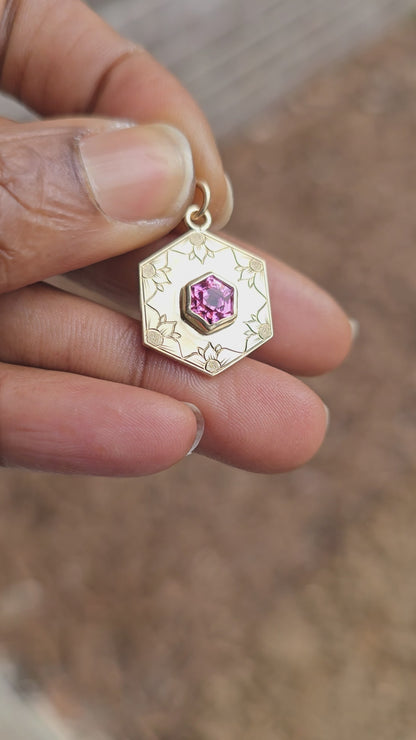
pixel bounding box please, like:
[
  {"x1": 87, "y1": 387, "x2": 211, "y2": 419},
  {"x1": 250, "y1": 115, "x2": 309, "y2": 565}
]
[{"x1": 0, "y1": 0, "x2": 353, "y2": 476}]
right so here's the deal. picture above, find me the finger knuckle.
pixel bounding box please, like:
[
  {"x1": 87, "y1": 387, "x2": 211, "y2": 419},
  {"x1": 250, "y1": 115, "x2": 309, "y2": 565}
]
[
  {"x1": 0, "y1": 138, "x2": 48, "y2": 293},
  {"x1": 0, "y1": 240, "x2": 17, "y2": 293},
  {"x1": 0, "y1": 163, "x2": 27, "y2": 293}
]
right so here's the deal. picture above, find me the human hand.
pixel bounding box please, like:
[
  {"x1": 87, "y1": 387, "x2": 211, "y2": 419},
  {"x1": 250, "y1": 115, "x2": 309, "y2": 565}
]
[{"x1": 0, "y1": 0, "x2": 353, "y2": 476}]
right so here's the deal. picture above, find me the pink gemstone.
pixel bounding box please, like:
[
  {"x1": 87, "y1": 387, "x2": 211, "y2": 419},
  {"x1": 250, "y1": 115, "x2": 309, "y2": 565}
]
[{"x1": 190, "y1": 274, "x2": 234, "y2": 325}]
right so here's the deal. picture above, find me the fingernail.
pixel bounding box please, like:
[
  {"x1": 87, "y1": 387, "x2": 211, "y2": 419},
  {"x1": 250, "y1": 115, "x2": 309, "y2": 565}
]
[
  {"x1": 323, "y1": 404, "x2": 330, "y2": 432},
  {"x1": 184, "y1": 403, "x2": 205, "y2": 455},
  {"x1": 78, "y1": 123, "x2": 194, "y2": 223},
  {"x1": 349, "y1": 318, "x2": 360, "y2": 343}
]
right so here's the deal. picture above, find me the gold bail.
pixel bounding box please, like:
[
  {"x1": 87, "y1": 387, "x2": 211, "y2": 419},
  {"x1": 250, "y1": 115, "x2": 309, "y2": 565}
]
[{"x1": 185, "y1": 180, "x2": 212, "y2": 232}]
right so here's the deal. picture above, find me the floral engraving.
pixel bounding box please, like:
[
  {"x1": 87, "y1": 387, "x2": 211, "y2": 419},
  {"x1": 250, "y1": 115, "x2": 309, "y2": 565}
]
[
  {"x1": 197, "y1": 342, "x2": 231, "y2": 374},
  {"x1": 244, "y1": 305, "x2": 273, "y2": 347},
  {"x1": 141, "y1": 256, "x2": 171, "y2": 292},
  {"x1": 258, "y1": 323, "x2": 272, "y2": 340},
  {"x1": 146, "y1": 311, "x2": 181, "y2": 353},
  {"x1": 188, "y1": 232, "x2": 215, "y2": 264},
  {"x1": 235, "y1": 256, "x2": 264, "y2": 288},
  {"x1": 146, "y1": 328, "x2": 164, "y2": 347}
]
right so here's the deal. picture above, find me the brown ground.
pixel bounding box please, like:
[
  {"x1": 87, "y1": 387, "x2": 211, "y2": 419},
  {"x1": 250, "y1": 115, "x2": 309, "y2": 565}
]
[{"x1": 1, "y1": 20, "x2": 416, "y2": 740}]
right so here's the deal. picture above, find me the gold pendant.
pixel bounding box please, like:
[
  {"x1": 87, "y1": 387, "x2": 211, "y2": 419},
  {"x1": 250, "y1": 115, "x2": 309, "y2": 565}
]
[{"x1": 139, "y1": 181, "x2": 273, "y2": 376}]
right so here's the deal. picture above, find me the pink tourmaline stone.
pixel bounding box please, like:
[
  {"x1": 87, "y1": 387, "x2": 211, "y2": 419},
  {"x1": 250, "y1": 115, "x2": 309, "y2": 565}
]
[{"x1": 190, "y1": 274, "x2": 234, "y2": 325}]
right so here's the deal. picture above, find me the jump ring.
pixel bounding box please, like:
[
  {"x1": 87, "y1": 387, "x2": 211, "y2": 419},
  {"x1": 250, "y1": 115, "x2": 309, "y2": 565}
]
[{"x1": 185, "y1": 205, "x2": 212, "y2": 232}]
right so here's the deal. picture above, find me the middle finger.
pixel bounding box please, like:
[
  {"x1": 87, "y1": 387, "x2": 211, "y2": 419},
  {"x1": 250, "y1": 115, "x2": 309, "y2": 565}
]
[{"x1": 61, "y1": 240, "x2": 353, "y2": 377}]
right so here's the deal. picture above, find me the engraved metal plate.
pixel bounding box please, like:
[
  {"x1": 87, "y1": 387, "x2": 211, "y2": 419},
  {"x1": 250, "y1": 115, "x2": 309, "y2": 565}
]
[{"x1": 139, "y1": 230, "x2": 273, "y2": 376}]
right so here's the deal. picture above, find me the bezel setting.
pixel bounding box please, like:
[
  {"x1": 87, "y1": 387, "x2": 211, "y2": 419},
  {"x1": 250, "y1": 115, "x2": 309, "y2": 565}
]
[{"x1": 180, "y1": 272, "x2": 238, "y2": 335}]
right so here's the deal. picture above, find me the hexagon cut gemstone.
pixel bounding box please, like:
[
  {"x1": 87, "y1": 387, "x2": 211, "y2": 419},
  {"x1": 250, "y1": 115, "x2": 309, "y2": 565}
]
[
  {"x1": 181, "y1": 273, "x2": 237, "y2": 334},
  {"x1": 191, "y1": 274, "x2": 234, "y2": 324}
]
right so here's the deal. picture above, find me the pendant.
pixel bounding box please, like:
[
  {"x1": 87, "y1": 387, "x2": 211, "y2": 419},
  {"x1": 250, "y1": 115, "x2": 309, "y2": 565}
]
[{"x1": 138, "y1": 181, "x2": 273, "y2": 376}]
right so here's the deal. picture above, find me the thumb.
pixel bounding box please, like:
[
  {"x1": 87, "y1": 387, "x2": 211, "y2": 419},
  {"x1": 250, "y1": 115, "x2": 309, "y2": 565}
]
[{"x1": 0, "y1": 118, "x2": 194, "y2": 293}]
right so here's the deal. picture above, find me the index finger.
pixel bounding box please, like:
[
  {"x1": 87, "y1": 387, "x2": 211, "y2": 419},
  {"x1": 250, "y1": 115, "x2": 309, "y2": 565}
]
[{"x1": 0, "y1": 0, "x2": 230, "y2": 225}]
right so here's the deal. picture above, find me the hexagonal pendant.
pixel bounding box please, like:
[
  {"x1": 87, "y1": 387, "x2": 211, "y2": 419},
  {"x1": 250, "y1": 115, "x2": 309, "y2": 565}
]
[{"x1": 138, "y1": 229, "x2": 273, "y2": 376}]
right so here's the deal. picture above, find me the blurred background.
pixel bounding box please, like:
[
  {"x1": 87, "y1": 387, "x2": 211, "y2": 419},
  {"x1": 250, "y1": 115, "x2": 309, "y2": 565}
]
[{"x1": 2, "y1": 1, "x2": 416, "y2": 738}]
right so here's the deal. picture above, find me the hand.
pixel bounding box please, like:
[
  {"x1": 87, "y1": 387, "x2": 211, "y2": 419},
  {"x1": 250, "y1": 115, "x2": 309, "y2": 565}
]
[{"x1": 0, "y1": 0, "x2": 353, "y2": 476}]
